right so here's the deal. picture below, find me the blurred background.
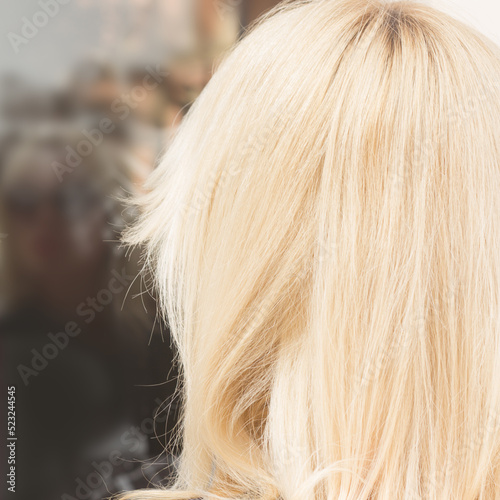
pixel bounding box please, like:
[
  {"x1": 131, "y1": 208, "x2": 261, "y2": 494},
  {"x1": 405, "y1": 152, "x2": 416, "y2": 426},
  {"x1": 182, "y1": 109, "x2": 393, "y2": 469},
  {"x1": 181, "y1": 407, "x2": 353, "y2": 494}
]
[
  {"x1": 0, "y1": 1, "x2": 497, "y2": 500},
  {"x1": 0, "y1": 1, "x2": 281, "y2": 499}
]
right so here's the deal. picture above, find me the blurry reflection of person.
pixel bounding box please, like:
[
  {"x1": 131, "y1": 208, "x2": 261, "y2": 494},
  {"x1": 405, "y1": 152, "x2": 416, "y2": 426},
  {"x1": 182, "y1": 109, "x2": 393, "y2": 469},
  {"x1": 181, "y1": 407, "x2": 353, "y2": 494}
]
[{"x1": 0, "y1": 132, "x2": 179, "y2": 500}]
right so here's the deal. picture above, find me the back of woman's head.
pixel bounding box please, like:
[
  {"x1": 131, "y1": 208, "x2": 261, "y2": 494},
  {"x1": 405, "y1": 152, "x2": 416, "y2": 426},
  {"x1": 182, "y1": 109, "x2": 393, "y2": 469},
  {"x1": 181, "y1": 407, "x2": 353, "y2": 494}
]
[{"x1": 122, "y1": 0, "x2": 500, "y2": 498}]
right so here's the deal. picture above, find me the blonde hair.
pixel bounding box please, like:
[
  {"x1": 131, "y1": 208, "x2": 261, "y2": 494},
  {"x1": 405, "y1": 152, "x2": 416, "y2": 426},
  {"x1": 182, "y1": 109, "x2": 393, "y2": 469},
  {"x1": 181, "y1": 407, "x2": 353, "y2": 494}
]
[{"x1": 122, "y1": 0, "x2": 500, "y2": 498}]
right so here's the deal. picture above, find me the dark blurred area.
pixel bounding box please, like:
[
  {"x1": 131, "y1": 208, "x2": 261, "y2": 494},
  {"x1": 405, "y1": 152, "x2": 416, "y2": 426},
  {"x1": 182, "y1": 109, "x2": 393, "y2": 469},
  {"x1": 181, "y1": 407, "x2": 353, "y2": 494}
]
[{"x1": 0, "y1": 1, "x2": 279, "y2": 499}]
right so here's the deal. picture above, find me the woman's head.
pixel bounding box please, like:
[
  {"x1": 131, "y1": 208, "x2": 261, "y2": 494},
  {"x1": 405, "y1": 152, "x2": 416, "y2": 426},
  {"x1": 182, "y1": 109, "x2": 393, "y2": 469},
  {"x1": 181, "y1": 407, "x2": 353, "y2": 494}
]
[{"x1": 124, "y1": 0, "x2": 500, "y2": 498}]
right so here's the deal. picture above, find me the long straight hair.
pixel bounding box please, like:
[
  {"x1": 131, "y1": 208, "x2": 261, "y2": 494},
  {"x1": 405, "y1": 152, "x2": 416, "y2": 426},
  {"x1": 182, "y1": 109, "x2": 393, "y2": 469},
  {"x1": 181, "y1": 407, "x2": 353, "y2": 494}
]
[{"x1": 122, "y1": 0, "x2": 500, "y2": 498}]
